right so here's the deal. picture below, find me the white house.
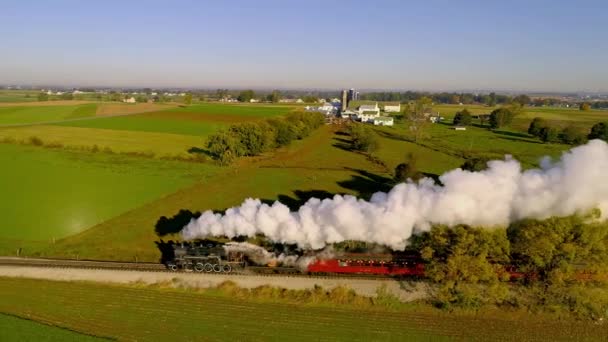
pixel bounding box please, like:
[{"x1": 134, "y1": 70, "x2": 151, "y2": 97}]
[
  {"x1": 373, "y1": 116, "x2": 394, "y2": 126},
  {"x1": 383, "y1": 104, "x2": 401, "y2": 113},
  {"x1": 123, "y1": 97, "x2": 136, "y2": 103},
  {"x1": 357, "y1": 103, "x2": 380, "y2": 122}
]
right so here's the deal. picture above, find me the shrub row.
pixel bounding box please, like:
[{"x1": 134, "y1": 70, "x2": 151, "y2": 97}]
[
  {"x1": 528, "y1": 117, "x2": 596, "y2": 144},
  {"x1": 206, "y1": 110, "x2": 325, "y2": 164},
  {"x1": 0, "y1": 136, "x2": 208, "y2": 163}
]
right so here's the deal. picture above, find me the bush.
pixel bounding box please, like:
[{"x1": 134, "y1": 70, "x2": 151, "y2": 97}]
[
  {"x1": 489, "y1": 108, "x2": 514, "y2": 129},
  {"x1": 453, "y1": 109, "x2": 472, "y2": 126},
  {"x1": 460, "y1": 156, "x2": 491, "y2": 172},
  {"x1": 580, "y1": 102, "x2": 591, "y2": 111},
  {"x1": 349, "y1": 124, "x2": 379, "y2": 153},
  {"x1": 527, "y1": 117, "x2": 548, "y2": 137},
  {"x1": 539, "y1": 126, "x2": 559, "y2": 143},
  {"x1": 560, "y1": 126, "x2": 587, "y2": 145},
  {"x1": 588, "y1": 122, "x2": 608, "y2": 141},
  {"x1": 28, "y1": 136, "x2": 43, "y2": 146}
]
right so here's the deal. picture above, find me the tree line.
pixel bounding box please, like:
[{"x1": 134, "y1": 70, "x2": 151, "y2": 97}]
[
  {"x1": 528, "y1": 118, "x2": 608, "y2": 144},
  {"x1": 206, "y1": 111, "x2": 325, "y2": 164},
  {"x1": 360, "y1": 91, "x2": 532, "y2": 107},
  {"x1": 411, "y1": 211, "x2": 608, "y2": 318}
]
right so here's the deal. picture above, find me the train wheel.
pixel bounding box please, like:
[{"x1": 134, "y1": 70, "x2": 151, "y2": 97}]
[
  {"x1": 204, "y1": 263, "x2": 214, "y2": 272},
  {"x1": 168, "y1": 264, "x2": 178, "y2": 272},
  {"x1": 194, "y1": 263, "x2": 204, "y2": 272},
  {"x1": 213, "y1": 264, "x2": 222, "y2": 273},
  {"x1": 223, "y1": 265, "x2": 232, "y2": 273}
]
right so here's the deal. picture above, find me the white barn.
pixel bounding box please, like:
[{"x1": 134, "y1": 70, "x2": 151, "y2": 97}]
[
  {"x1": 383, "y1": 104, "x2": 401, "y2": 113},
  {"x1": 373, "y1": 116, "x2": 394, "y2": 126}
]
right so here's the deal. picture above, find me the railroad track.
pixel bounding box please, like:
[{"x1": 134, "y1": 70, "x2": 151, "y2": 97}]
[{"x1": 0, "y1": 257, "x2": 400, "y2": 282}]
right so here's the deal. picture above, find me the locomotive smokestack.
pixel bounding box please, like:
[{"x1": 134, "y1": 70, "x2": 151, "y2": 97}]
[{"x1": 182, "y1": 140, "x2": 608, "y2": 250}]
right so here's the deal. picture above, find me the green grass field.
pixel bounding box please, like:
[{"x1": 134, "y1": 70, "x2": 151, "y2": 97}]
[
  {"x1": 0, "y1": 144, "x2": 218, "y2": 243},
  {"x1": 0, "y1": 90, "x2": 40, "y2": 103},
  {"x1": 58, "y1": 103, "x2": 293, "y2": 136},
  {"x1": 0, "y1": 277, "x2": 604, "y2": 341},
  {"x1": 0, "y1": 104, "x2": 97, "y2": 125},
  {"x1": 0, "y1": 313, "x2": 107, "y2": 341},
  {"x1": 0, "y1": 125, "x2": 204, "y2": 159}
]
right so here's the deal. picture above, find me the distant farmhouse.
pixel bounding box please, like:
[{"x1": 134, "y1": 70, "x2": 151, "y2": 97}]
[
  {"x1": 123, "y1": 97, "x2": 136, "y2": 103},
  {"x1": 383, "y1": 103, "x2": 401, "y2": 113},
  {"x1": 357, "y1": 103, "x2": 381, "y2": 122}
]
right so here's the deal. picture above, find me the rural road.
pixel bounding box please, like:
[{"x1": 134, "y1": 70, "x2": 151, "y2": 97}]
[{"x1": 0, "y1": 265, "x2": 429, "y2": 301}]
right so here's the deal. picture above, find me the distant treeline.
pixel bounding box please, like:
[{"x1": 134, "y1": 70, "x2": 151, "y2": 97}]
[
  {"x1": 206, "y1": 111, "x2": 325, "y2": 164},
  {"x1": 359, "y1": 91, "x2": 539, "y2": 106}
]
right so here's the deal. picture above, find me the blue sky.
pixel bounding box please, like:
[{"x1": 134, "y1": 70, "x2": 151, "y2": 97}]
[{"x1": 1, "y1": 0, "x2": 607, "y2": 91}]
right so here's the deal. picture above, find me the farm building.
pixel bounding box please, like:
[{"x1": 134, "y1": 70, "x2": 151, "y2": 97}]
[
  {"x1": 123, "y1": 97, "x2": 136, "y2": 103},
  {"x1": 383, "y1": 103, "x2": 401, "y2": 113},
  {"x1": 373, "y1": 116, "x2": 394, "y2": 126},
  {"x1": 358, "y1": 103, "x2": 380, "y2": 116}
]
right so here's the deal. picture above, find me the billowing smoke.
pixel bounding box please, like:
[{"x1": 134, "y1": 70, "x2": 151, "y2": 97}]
[{"x1": 182, "y1": 140, "x2": 608, "y2": 250}]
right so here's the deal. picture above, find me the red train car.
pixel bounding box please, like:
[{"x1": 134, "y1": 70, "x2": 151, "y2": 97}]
[{"x1": 307, "y1": 253, "x2": 425, "y2": 276}]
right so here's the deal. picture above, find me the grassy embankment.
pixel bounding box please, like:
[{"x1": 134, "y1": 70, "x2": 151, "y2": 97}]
[{"x1": 1, "y1": 277, "x2": 605, "y2": 341}]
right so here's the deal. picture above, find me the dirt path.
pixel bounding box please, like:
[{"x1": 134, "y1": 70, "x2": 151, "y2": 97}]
[{"x1": 0, "y1": 266, "x2": 429, "y2": 301}]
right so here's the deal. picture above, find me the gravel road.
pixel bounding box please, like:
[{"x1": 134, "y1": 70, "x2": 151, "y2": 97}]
[{"x1": 0, "y1": 265, "x2": 428, "y2": 301}]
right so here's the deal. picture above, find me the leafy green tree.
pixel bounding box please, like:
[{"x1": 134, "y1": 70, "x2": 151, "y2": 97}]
[
  {"x1": 560, "y1": 126, "x2": 587, "y2": 145},
  {"x1": 486, "y1": 92, "x2": 497, "y2": 107},
  {"x1": 206, "y1": 130, "x2": 245, "y2": 165},
  {"x1": 406, "y1": 96, "x2": 433, "y2": 142},
  {"x1": 453, "y1": 109, "x2": 472, "y2": 126},
  {"x1": 418, "y1": 225, "x2": 510, "y2": 308},
  {"x1": 184, "y1": 93, "x2": 193, "y2": 105},
  {"x1": 37, "y1": 92, "x2": 49, "y2": 101},
  {"x1": 302, "y1": 95, "x2": 318, "y2": 103},
  {"x1": 229, "y1": 123, "x2": 272, "y2": 156},
  {"x1": 394, "y1": 153, "x2": 421, "y2": 182},
  {"x1": 349, "y1": 124, "x2": 379, "y2": 153},
  {"x1": 588, "y1": 122, "x2": 608, "y2": 141},
  {"x1": 527, "y1": 117, "x2": 548, "y2": 137},
  {"x1": 237, "y1": 90, "x2": 255, "y2": 102},
  {"x1": 508, "y1": 212, "x2": 608, "y2": 283},
  {"x1": 461, "y1": 156, "x2": 490, "y2": 172},
  {"x1": 489, "y1": 108, "x2": 514, "y2": 129},
  {"x1": 580, "y1": 102, "x2": 591, "y2": 111},
  {"x1": 135, "y1": 95, "x2": 148, "y2": 103},
  {"x1": 266, "y1": 90, "x2": 281, "y2": 103},
  {"x1": 512, "y1": 94, "x2": 531, "y2": 106},
  {"x1": 268, "y1": 119, "x2": 296, "y2": 146},
  {"x1": 539, "y1": 126, "x2": 560, "y2": 143}
]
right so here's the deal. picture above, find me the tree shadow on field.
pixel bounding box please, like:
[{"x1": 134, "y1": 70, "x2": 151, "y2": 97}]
[
  {"x1": 332, "y1": 135, "x2": 353, "y2": 152},
  {"x1": 187, "y1": 146, "x2": 214, "y2": 157},
  {"x1": 276, "y1": 189, "x2": 336, "y2": 211},
  {"x1": 338, "y1": 168, "x2": 393, "y2": 200}
]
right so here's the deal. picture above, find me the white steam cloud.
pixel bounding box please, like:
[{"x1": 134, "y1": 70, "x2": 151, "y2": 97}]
[{"x1": 182, "y1": 140, "x2": 608, "y2": 250}]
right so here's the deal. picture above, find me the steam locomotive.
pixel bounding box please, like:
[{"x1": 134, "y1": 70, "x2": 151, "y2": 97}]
[{"x1": 165, "y1": 241, "x2": 425, "y2": 276}]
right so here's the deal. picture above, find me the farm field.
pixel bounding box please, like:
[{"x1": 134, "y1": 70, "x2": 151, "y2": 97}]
[
  {"x1": 0, "y1": 313, "x2": 107, "y2": 341},
  {"x1": 0, "y1": 103, "x2": 97, "y2": 125},
  {"x1": 0, "y1": 144, "x2": 219, "y2": 245},
  {"x1": 0, "y1": 125, "x2": 203, "y2": 159},
  {"x1": 0, "y1": 90, "x2": 40, "y2": 102},
  {"x1": 0, "y1": 277, "x2": 605, "y2": 341},
  {"x1": 58, "y1": 103, "x2": 294, "y2": 136}
]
